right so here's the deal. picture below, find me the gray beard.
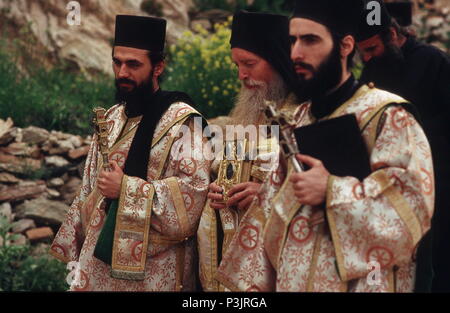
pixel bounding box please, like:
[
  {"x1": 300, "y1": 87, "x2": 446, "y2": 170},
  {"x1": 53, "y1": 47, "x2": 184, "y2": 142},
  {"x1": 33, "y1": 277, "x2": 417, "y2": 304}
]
[{"x1": 229, "y1": 74, "x2": 288, "y2": 126}]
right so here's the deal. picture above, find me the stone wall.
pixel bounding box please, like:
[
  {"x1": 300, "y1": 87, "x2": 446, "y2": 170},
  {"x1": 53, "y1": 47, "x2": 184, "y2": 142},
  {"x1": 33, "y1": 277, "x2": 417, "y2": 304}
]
[{"x1": 0, "y1": 117, "x2": 89, "y2": 246}]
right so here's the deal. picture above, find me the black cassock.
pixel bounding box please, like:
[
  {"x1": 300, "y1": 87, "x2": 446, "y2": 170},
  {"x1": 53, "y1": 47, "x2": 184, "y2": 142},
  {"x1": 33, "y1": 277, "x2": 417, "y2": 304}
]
[{"x1": 361, "y1": 36, "x2": 450, "y2": 292}]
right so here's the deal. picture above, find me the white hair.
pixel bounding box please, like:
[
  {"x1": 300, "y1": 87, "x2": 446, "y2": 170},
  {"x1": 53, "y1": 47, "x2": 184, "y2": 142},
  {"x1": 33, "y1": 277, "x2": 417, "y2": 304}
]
[{"x1": 229, "y1": 72, "x2": 288, "y2": 126}]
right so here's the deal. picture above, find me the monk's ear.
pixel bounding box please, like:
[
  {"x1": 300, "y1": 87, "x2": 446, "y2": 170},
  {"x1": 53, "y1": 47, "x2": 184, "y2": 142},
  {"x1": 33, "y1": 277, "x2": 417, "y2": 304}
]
[
  {"x1": 153, "y1": 61, "x2": 165, "y2": 78},
  {"x1": 340, "y1": 35, "x2": 355, "y2": 59},
  {"x1": 390, "y1": 26, "x2": 399, "y2": 43}
]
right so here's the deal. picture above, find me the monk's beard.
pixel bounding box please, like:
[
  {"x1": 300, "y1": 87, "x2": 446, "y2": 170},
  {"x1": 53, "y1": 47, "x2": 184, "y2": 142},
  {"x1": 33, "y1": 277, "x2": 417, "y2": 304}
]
[
  {"x1": 360, "y1": 41, "x2": 406, "y2": 90},
  {"x1": 229, "y1": 73, "x2": 288, "y2": 126}
]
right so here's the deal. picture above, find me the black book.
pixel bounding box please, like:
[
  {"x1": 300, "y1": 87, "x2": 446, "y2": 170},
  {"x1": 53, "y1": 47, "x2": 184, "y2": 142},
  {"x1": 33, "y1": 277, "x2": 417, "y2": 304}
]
[{"x1": 294, "y1": 114, "x2": 372, "y2": 181}]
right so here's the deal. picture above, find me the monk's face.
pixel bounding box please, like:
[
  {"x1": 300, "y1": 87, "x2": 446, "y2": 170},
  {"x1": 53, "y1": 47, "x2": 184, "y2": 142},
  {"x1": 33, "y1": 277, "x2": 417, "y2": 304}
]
[
  {"x1": 231, "y1": 48, "x2": 276, "y2": 90},
  {"x1": 289, "y1": 18, "x2": 334, "y2": 81},
  {"x1": 112, "y1": 46, "x2": 155, "y2": 92},
  {"x1": 357, "y1": 34, "x2": 386, "y2": 63}
]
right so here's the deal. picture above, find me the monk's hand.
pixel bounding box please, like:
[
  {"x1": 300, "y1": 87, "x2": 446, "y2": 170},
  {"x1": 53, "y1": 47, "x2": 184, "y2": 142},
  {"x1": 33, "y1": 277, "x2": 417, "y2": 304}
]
[
  {"x1": 289, "y1": 154, "x2": 330, "y2": 206},
  {"x1": 208, "y1": 182, "x2": 227, "y2": 210},
  {"x1": 226, "y1": 182, "x2": 261, "y2": 211},
  {"x1": 98, "y1": 161, "x2": 123, "y2": 199}
]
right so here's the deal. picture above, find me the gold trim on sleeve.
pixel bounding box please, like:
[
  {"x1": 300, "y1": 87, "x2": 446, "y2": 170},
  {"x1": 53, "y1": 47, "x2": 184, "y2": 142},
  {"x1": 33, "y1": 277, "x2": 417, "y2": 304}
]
[
  {"x1": 175, "y1": 244, "x2": 186, "y2": 291},
  {"x1": 48, "y1": 249, "x2": 71, "y2": 264},
  {"x1": 306, "y1": 223, "x2": 324, "y2": 292},
  {"x1": 325, "y1": 175, "x2": 336, "y2": 210},
  {"x1": 384, "y1": 185, "x2": 423, "y2": 246},
  {"x1": 166, "y1": 177, "x2": 191, "y2": 238},
  {"x1": 372, "y1": 170, "x2": 423, "y2": 246},
  {"x1": 326, "y1": 202, "x2": 348, "y2": 282}
]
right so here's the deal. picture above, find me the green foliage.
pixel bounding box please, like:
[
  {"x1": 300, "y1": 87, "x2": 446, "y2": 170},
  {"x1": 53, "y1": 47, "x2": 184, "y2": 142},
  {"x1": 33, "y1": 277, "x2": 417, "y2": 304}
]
[
  {"x1": 0, "y1": 42, "x2": 115, "y2": 136},
  {"x1": 10, "y1": 254, "x2": 69, "y2": 291},
  {"x1": 163, "y1": 19, "x2": 241, "y2": 118},
  {"x1": 352, "y1": 61, "x2": 363, "y2": 80},
  {"x1": 0, "y1": 216, "x2": 68, "y2": 291},
  {"x1": 16, "y1": 163, "x2": 52, "y2": 181}
]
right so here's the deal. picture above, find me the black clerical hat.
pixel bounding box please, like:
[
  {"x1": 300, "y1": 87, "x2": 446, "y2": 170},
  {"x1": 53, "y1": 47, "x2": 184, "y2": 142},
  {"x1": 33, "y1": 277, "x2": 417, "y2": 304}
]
[
  {"x1": 114, "y1": 15, "x2": 166, "y2": 52},
  {"x1": 230, "y1": 10, "x2": 299, "y2": 95},
  {"x1": 355, "y1": 0, "x2": 392, "y2": 42},
  {"x1": 292, "y1": 0, "x2": 363, "y2": 36},
  {"x1": 386, "y1": 1, "x2": 413, "y2": 26}
]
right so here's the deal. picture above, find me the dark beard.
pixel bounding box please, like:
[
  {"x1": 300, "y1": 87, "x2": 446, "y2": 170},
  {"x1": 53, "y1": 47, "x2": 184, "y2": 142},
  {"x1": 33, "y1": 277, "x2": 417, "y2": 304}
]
[
  {"x1": 115, "y1": 72, "x2": 155, "y2": 117},
  {"x1": 294, "y1": 42, "x2": 343, "y2": 102},
  {"x1": 360, "y1": 42, "x2": 405, "y2": 90}
]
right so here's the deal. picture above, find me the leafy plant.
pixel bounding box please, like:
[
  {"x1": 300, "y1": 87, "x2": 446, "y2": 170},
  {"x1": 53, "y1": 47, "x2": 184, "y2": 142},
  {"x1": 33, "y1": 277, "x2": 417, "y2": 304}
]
[
  {"x1": 352, "y1": 61, "x2": 363, "y2": 80},
  {"x1": 0, "y1": 40, "x2": 115, "y2": 136},
  {"x1": 164, "y1": 18, "x2": 241, "y2": 119},
  {"x1": 0, "y1": 216, "x2": 69, "y2": 291},
  {"x1": 11, "y1": 254, "x2": 69, "y2": 291}
]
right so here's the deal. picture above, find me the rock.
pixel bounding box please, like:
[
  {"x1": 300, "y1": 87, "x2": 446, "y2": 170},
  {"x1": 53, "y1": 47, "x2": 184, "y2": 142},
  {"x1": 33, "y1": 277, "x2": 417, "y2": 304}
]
[
  {"x1": 12, "y1": 219, "x2": 36, "y2": 234},
  {"x1": 60, "y1": 177, "x2": 82, "y2": 205},
  {"x1": 50, "y1": 130, "x2": 73, "y2": 141},
  {"x1": 15, "y1": 197, "x2": 69, "y2": 226},
  {"x1": 25, "y1": 227, "x2": 54, "y2": 242},
  {"x1": 444, "y1": 9, "x2": 450, "y2": 20},
  {"x1": 0, "y1": 142, "x2": 41, "y2": 158},
  {"x1": 0, "y1": 129, "x2": 16, "y2": 146},
  {"x1": 426, "y1": 16, "x2": 444, "y2": 28},
  {"x1": 0, "y1": 152, "x2": 42, "y2": 174},
  {"x1": 0, "y1": 117, "x2": 14, "y2": 145},
  {"x1": 48, "y1": 147, "x2": 68, "y2": 155},
  {"x1": 47, "y1": 177, "x2": 65, "y2": 188},
  {"x1": 48, "y1": 139, "x2": 75, "y2": 155},
  {"x1": 157, "y1": 0, "x2": 192, "y2": 25},
  {"x1": 0, "y1": 0, "x2": 193, "y2": 76},
  {"x1": 0, "y1": 202, "x2": 14, "y2": 223},
  {"x1": 47, "y1": 138, "x2": 75, "y2": 155},
  {"x1": 11, "y1": 128, "x2": 23, "y2": 143},
  {"x1": 0, "y1": 125, "x2": 22, "y2": 146},
  {"x1": 0, "y1": 181, "x2": 47, "y2": 202},
  {"x1": 40, "y1": 140, "x2": 52, "y2": 153},
  {"x1": 68, "y1": 136, "x2": 83, "y2": 148},
  {"x1": 68, "y1": 145, "x2": 90, "y2": 160},
  {"x1": 431, "y1": 25, "x2": 450, "y2": 40},
  {"x1": 61, "y1": 173, "x2": 70, "y2": 183},
  {"x1": 21, "y1": 126, "x2": 50, "y2": 145},
  {"x1": 84, "y1": 136, "x2": 93, "y2": 146},
  {"x1": 45, "y1": 155, "x2": 70, "y2": 167},
  {"x1": 0, "y1": 172, "x2": 21, "y2": 184},
  {"x1": 0, "y1": 142, "x2": 27, "y2": 155},
  {"x1": 46, "y1": 188, "x2": 61, "y2": 199},
  {"x1": 435, "y1": 0, "x2": 449, "y2": 10},
  {"x1": 155, "y1": 0, "x2": 194, "y2": 43}
]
